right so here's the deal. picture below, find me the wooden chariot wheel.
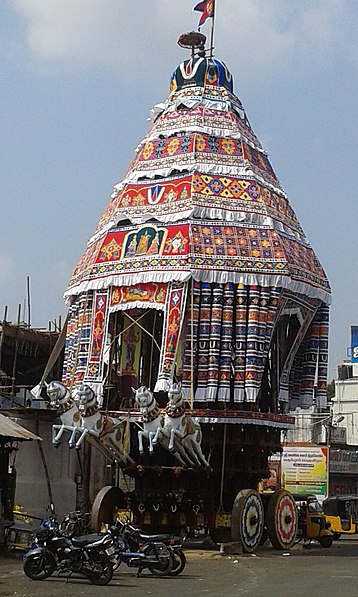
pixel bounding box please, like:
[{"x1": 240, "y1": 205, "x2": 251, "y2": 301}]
[
  {"x1": 266, "y1": 489, "x2": 298, "y2": 550},
  {"x1": 90, "y1": 485, "x2": 126, "y2": 531},
  {"x1": 231, "y1": 489, "x2": 264, "y2": 552}
]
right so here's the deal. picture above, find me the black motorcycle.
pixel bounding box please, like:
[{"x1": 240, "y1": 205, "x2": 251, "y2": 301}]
[
  {"x1": 111, "y1": 520, "x2": 186, "y2": 576},
  {"x1": 23, "y1": 519, "x2": 113, "y2": 585}
]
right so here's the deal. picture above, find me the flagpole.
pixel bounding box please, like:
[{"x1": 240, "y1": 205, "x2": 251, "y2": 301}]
[{"x1": 210, "y1": 0, "x2": 216, "y2": 58}]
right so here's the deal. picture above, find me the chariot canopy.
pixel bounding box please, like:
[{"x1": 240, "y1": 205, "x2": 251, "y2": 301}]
[{"x1": 63, "y1": 31, "x2": 330, "y2": 414}]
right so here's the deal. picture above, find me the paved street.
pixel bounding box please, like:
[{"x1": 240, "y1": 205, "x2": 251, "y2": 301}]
[{"x1": 1, "y1": 539, "x2": 358, "y2": 597}]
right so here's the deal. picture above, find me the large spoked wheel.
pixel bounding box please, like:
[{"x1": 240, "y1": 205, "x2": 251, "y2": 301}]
[
  {"x1": 147, "y1": 545, "x2": 174, "y2": 576},
  {"x1": 231, "y1": 489, "x2": 264, "y2": 553},
  {"x1": 90, "y1": 486, "x2": 126, "y2": 531},
  {"x1": 266, "y1": 490, "x2": 298, "y2": 550},
  {"x1": 86, "y1": 552, "x2": 113, "y2": 586},
  {"x1": 23, "y1": 551, "x2": 56, "y2": 580}
]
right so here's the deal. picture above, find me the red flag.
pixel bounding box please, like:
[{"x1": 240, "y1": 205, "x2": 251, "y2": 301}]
[{"x1": 193, "y1": 0, "x2": 215, "y2": 28}]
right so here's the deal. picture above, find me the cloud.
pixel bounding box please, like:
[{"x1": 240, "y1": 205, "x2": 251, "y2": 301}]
[{"x1": 8, "y1": 0, "x2": 357, "y2": 89}]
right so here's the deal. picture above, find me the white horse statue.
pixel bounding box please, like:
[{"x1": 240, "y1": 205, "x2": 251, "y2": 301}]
[
  {"x1": 73, "y1": 384, "x2": 133, "y2": 465},
  {"x1": 133, "y1": 386, "x2": 164, "y2": 455},
  {"x1": 46, "y1": 381, "x2": 80, "y2": 447},
  {"x1": 133, "y1": 386, "x2": 192, "y2": 467},
  {"x1": 153, "y1": 382, "x2": 210, "y2": 469}
]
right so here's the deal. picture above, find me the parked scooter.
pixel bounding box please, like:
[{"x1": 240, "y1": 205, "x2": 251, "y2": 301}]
[
  {"x1": 24, "y1": 516, "x2": 114, "y2": 585},
  {"x1": 111, "y1": 520, "x2": 186, "y2": 576}
]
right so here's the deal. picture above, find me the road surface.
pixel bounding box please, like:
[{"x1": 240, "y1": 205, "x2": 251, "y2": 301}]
[{"x1": 1, "y1": 538, "x2": 358, "y2": 597}]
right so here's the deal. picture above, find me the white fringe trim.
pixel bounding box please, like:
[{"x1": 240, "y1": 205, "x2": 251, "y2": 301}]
[
  {"x1": 148, "y1": 94, "x2": 246, "y2": 122},
  {"x1": 154, "y1": 378, "x2": 172, "y2": 392},
  {"x1": 279, "y1": 388, "x2": 289, "y2": 403},
  {"x1": 64, "y1": 269, "x2": 331, "y2": 305},
  {"x1": 217, "y1": 387, "x2": 231, "y2": 402},
  {"x1": 109, "y1": 301, "x2": 166, "y2": 313},
  {"x1": 195, "y1": 387, "x2": 207, "y2": 401},
  {"x1": 90, "y1": 207, "x2": 307, "y2": 246}
]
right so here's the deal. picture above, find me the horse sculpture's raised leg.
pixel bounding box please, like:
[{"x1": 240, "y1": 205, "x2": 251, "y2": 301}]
[
  {"x1": 138, "y1": 429, "x2": 145, "y2": 454},
  {"x1": 169, "y1": 428, "x2": 201, "y2": 466},
  {"x1": 153, "y1": 428, "x2": 193, "y2": 467},
  {"x1": 191, "y1": 442, "x2": 210, "y2": 468},
  {"x1": 52, "y1": 424, "x2": 65, "y2": 446},
  {"x1": 138, "y1": 430, "x2": 155, "y2": 454},
  {"x1": 152, "y1": 426, "x2": 162, "y2": 447},
  {"x1": 74, "y1": 428, "x2": 88, "y2": 449},
  {"x1": 148, "y1": 431, "x2": 157, "y2": 453},
  {"x1": 68, "y1": 426, "x2": 78, "y2": 448}
]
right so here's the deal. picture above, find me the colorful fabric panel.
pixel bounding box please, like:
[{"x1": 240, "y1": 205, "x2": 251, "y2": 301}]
[
  {"x1": 132, "y1": 132, "x2": 245, "y2": 175},
  {"x1": 297, "y1": 308, "x2": 329, "y2": 409},
  {"x1": 207, "y1": 283, "x2": 224, "y2": 400},
  {"x1": 316, "y1": 305, "x2": 329, "y2": 409},
  {"x1": 84, "y1": 290, "x2": 109, "y2": 386},
  {"x1": 180, "y1": 281, "x2": 200, "y2": 401},
  {"x1": 217, "y1": 282, "x2": 234, "y2": 401},
  {"x1": 195, "y1": 282, "x2": 212, "y2": 401},
  {"x1": 233, "y1": 285, "x2": 248, "y2": 402},
  {"x1": 62, "y1": 293, "x2": 93, "y2": 387},
  {"x1": 154, "y1": 281, "x2": 189, "y2": 392},
  {"x1": 110, "y1": 283, "x2": 167, "y2": 311}
]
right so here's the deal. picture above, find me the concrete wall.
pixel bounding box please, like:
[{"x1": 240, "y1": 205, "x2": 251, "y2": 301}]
[
  {"x1": 285, "y1": 408, "x2": 326, "y2": 444},
  {"x1": 333, "y1": 379, "x2": 358, "y2": 446},
  {"x1": 11, "y1": 417, "x2": 77, "y2": 521},
  {"x1": 11, "y1": 416, "x2": 113, "y2": 522}
]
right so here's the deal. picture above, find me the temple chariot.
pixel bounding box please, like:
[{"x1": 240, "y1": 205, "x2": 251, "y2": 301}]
[{"x1": 53, "y1": 9, "x2": 331, "y2": 552}]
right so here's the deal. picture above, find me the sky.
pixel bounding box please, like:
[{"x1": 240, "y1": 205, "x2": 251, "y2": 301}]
[{"x1": 0, "y1": 0, "x2": 357, "y2": 381}]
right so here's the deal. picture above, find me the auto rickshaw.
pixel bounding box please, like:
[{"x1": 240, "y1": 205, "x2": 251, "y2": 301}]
[
  {"x1": 323, "y1": 495, "x2": 358, "y2": 539},
  {"x1": 294, "y1": 494, "x2": 333, "y2": 548}
]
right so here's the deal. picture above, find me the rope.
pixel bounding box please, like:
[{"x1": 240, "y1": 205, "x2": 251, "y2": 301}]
[{"x1": 125, "y1": 311, "x2": 161, "y2": 352}]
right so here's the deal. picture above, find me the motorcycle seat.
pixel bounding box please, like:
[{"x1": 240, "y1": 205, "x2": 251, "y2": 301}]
[
  {"x1": 136, "y1": 533, "x2": 171, "y2": 542},
  {"x1": 71, "y1": 533, "x2": 104, "y2": 547}
]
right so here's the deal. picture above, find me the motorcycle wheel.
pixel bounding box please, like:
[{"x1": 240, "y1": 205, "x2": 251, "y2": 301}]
[
  {"x1": 23, "y1": 551, "x2": 56, "y2": 581},
  {"x1": 86, "y1": 552, "x2": 113, "y2": 585},
  {"x1": 169, "y1": 549, "x2": 186, "y2": 576},
  {"x1": 146, "y1": 546, "x2": 174, "y2": 576}
]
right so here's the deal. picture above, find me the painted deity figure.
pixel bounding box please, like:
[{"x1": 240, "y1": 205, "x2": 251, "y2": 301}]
[
  {"x1": 125, "y1": 235, "x2": 137, "y2": 257},
  {"x1": 136, "y1": 230, "x2": 150, "y2": 254},
  {"x1": 147, "y1": 232, "x2": 160, "y2": 255}
]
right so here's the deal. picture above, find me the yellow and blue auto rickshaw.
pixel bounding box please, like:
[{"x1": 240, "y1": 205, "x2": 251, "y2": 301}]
[
  {"x1": 323, "y1": 495, "x2": 358, "y2": 539},
  {"x1": 294, "y1": 494, "x2": 333, "y2": 548}
]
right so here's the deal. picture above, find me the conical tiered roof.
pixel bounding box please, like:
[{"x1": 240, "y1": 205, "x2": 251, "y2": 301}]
[{"x1": 65, "y1": 51, "x2": 330, "y2": 306}]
